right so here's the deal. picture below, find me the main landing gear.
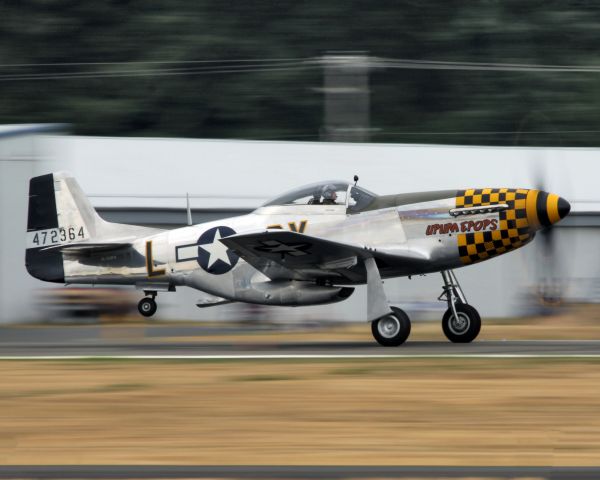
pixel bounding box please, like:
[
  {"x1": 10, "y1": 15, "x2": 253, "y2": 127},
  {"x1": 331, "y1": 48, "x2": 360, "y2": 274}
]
[
  {"x1": 370, "y1": 269, "x2": 481, "y2": 346},
  {"x1": 439, "y1": 270, "x2": 481, "y2": 343},
  {"x1": 138, "y1": 291, "x2": 158, "y2": 317},
  {"x1": 371, "y1": 307, "x2": 411, "y2": 347}
]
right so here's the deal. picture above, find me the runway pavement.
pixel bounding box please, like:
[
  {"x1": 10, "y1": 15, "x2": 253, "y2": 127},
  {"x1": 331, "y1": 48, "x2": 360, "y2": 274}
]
[
  {"x1": 1, "y1": 465, "x2": 600, "y2": 479},
  {"x1": 0, "y1": 324, "x2": 599, "y2": 357},
  {"x1": 2, "y1": 327, "x2": 599, "y2": 478}
]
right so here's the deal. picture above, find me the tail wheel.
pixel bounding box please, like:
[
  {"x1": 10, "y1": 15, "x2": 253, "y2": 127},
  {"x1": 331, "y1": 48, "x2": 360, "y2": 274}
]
[
  {"x1": 442, "y1": 303, "x2": 481, "y2": 343},
  {"x1": 371, "y1": 307, "x2": 411, "y2": 347},
  {"x1": 138, "y1": 297, "x2": 157, "y2": 317}
]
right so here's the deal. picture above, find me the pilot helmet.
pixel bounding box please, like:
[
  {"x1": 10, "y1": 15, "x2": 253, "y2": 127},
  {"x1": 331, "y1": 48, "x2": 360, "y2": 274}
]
[{"x1": 322, "y1": 184, "x2": 338, "y2": 200}]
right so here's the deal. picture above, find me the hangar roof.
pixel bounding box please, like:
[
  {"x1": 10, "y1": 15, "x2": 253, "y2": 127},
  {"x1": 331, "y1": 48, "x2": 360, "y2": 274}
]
[
  {"x1": 36, "y1": 136, "x2": 600, "y2": 216},
  {"x1": 0, "y1": 124, "x2": 66, "y2": 139}
]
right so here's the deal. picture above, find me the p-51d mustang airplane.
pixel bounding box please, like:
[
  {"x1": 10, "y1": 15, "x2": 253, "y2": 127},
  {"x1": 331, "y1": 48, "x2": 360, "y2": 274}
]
[{"x1": 26, "y1": 172, "x2": 570, "y2": 346}]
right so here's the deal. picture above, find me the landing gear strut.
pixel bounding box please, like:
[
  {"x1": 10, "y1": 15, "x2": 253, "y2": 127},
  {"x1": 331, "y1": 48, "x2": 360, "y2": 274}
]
[
  {"x1": 439, "y1": 270, "x2": 481, "y2": 343},
  {"x1": 138, "y1": 291, "x2": 158, "y2": 317},
  {"x1": 364, "y1": 256, "x2": 412, "y2": 347}
]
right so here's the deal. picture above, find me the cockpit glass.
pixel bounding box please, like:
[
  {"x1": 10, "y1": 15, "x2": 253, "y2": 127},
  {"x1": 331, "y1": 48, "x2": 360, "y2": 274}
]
[
  {"x1": 262, "y1": 181, "x2": 349, "y2": 206},
  {"x1": 347, "y1": 185, "x2": 377, "y2": 213}
]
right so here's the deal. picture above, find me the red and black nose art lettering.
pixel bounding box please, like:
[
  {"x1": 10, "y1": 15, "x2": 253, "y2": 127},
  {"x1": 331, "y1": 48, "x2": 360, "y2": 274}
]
[{"x1": 455, "y1": 188, "x2": 532, "y2": 265}]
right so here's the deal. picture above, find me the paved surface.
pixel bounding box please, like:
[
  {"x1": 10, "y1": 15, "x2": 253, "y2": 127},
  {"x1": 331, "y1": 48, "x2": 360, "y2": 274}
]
[
  {"x1": 0, "y1": 324, "x2": 599, "y2": 357},
  {"x1": 0, "y1": 465, "x2": 600, "y2": 479},
  {"x1": 2, "y1": 328, "x2": 598, "y2": 479},
  {"x1": 2, "y1": 341, "x2": 600, "y2": 357}
]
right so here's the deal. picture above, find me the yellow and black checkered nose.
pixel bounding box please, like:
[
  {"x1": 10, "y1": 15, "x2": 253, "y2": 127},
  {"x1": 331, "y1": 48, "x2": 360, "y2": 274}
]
[
  {"x1": 455, "y1": 187, "x2": 571, "y2": 265},
  {"x1": 526, "y1": 190, "x2": 571, "y2": 229}
]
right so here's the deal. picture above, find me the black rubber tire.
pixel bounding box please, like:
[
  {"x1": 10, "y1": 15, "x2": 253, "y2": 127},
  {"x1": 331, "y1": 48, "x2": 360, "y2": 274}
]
[
  {"x1": 138, "y1": 297, "x2": 157, "y2": 317},
  {"x1": 442, "y1": 303, "x2": 481, "y2": 343},
  {"x1": 371, "y1": 307, "x2": 411, "y2": 347}
]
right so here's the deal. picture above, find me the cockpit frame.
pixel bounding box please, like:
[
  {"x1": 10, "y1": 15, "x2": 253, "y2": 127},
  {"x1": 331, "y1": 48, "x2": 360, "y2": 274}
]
[{"x1": 256, "y1": 180, "x2": 378, "y2": 215}]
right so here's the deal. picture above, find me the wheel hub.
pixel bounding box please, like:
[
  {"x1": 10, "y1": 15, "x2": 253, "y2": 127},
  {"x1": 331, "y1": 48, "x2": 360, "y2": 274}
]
[
  {"x1": 378, "y1": 315, "x2": 400, "y2": 339},
  {"x1": 449, "y1": 312, "x2": 470, "y2": 335}
]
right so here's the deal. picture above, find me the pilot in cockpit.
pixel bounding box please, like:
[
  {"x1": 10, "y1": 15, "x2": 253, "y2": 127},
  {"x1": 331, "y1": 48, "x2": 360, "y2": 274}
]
[
  {"x1": 307, "y1": 184, "x2": 339, "y2": 205},
  {"x1": 321, "y1": 185, "x2": 338, "y2": 205},
  {"x1": 308, "y1": 191, "x2": 321, "y2": 205}
]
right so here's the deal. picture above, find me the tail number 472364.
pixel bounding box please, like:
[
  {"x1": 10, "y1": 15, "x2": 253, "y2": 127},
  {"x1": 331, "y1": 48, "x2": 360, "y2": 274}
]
[{"x1": 30, "y1": 226, "x2": 85, "y2": 247}]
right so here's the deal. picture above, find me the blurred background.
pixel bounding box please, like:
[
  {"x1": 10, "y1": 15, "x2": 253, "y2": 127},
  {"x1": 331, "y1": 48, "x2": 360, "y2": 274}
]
[
  {"x1": 0, "y1": 0, "x2": 599, "y2": 325},
  {"x1": 5, "y1": 1, "x2": 600, "y2": 146}
]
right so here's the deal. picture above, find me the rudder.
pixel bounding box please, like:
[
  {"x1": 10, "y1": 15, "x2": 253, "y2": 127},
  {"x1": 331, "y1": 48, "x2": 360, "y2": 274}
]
[{"x1": 25, "y1": 172, "x2": 106, "y2": 283}]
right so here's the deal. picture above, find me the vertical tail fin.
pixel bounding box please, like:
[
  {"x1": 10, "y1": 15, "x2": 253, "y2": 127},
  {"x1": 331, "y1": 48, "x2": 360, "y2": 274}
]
[
  {"x1": 49, "y1": 171, "x2": 108, "y2": 237},
  {"x1": 25, "y1": 172, "x2": 107, "y2": 282}
]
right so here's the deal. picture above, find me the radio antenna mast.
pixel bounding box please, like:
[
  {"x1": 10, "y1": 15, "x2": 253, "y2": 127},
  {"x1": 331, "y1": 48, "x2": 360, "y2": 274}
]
[{"x1": 186, "y1": 193, "x2": 193, "y2": 226}]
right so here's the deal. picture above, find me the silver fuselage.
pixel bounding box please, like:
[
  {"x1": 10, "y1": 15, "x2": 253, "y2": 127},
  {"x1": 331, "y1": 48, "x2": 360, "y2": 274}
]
[
  {"x1": 64, "y1": 197, "x2": 477, "y2": 304},
  {"x1": 27, "y1": 173, "x2": 570, "y2": 308}
]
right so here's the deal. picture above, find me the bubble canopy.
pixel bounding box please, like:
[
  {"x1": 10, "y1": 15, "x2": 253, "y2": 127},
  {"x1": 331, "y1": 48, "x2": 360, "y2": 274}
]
[{"x1": 261, "y1": 180, "x2": 377, "y2": 211}]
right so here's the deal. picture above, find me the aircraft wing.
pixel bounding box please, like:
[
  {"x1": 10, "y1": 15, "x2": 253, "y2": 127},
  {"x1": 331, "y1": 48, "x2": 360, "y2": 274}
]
[{"x1": 220, "y1": 230, "x2": 428, "y2": 282}]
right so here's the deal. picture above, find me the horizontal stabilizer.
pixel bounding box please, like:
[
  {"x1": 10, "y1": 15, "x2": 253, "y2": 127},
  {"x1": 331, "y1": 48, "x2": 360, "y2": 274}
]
[{"x1": 41, "y1": 242, "x2": 132, "y2": 255}]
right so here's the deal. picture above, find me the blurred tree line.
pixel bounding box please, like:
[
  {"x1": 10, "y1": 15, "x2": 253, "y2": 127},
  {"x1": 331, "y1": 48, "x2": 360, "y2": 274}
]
[{"x1": 2, "y1": 0, "x2": 600, "y2": 145}]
